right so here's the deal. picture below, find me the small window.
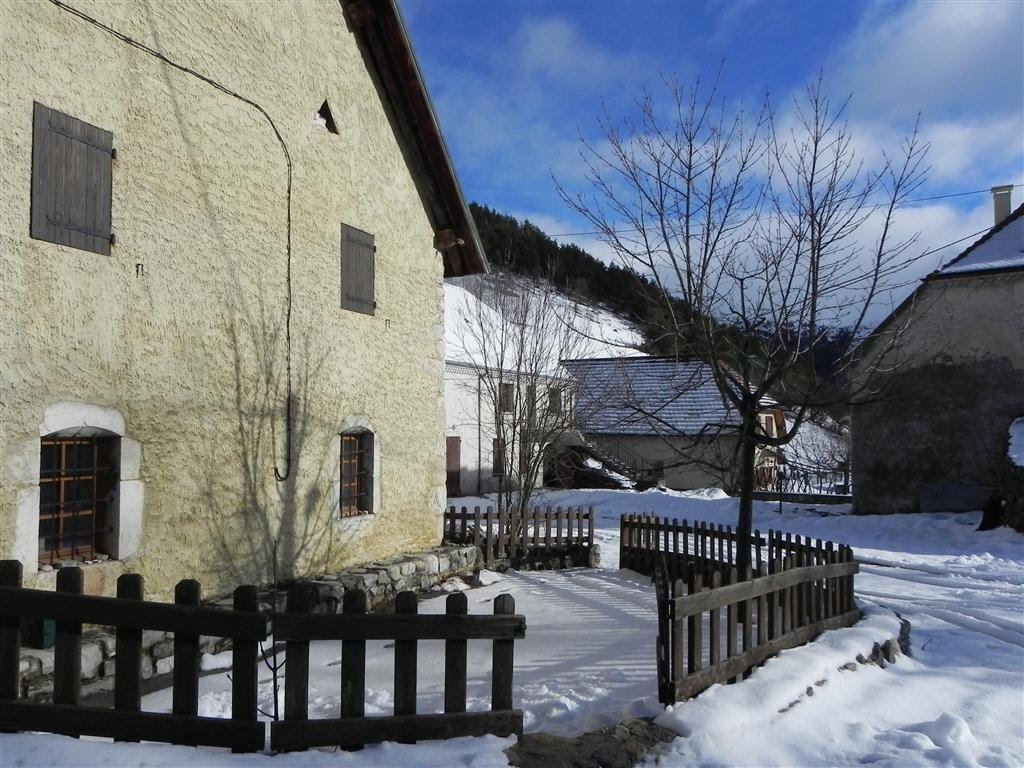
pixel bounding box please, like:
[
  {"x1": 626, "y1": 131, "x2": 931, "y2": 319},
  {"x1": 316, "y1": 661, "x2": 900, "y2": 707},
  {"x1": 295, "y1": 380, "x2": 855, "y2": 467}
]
[
  {"x1": 492, "y1": 438, "x2": 506, "y2": 477},
  {"x1": 547, "y1": 386, "x2": 562, "y2": 415},
  {"x1": 340, "y1": 431, "x2": 374, "y2": 517},
  {"x1": 341, "y1": 224, "x2": 375, "y2": 315},
  {"x1": 31, "y1": 103, "x2": 114, "y2": 256},
  {"x1": 314, "y1": 100, "x2": 339, "y2": 134},
  {"x1": 498, "y1": 382, "x2": 514, "y2": 414},
  {"x1": 38, "y1": 435, "x2": 118, "y2": 565}
]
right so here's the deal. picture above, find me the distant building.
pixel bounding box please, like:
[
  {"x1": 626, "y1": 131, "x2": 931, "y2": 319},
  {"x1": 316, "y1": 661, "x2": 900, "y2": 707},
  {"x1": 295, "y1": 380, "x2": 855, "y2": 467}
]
[
  {"x1": 562, "y1": 357, "x2": 785, "y2": 491},
  {"x1": 851, "y1": 188, "x2": 1024, "y2": 515}
]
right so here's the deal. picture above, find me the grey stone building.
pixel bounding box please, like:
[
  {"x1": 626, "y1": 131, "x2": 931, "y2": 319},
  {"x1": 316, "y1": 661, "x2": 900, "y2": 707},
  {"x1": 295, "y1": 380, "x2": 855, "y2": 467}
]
[{"x1": 851, "y1": 189, "x2": 1024, "y2": 519}]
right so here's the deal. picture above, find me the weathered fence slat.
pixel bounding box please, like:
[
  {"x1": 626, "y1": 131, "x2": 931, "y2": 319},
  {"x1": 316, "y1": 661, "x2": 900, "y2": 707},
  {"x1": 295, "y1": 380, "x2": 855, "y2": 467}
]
[
  {"x1": 492, "y1": 594, "x2": 516, "y2": 712},
  {"x1": 54, "y1": 567, "x2": 84, "y2": 714},
  {"x1": 172, "y1": 579, "x2": 201, "y2": 730},
  {"x1": 444, "y1": 592, "x2": 468, "y2": 714},
  {"x1": 0, "y1": 560, "x2": 23, "y2": 707},
  {"x1": 114, "y1": 573, "x2": 143, "y2": 734},
  {"x1": 341, "y1": 589, "x2": 367, "y2": 720},
  {"x1": 394, "y1": 591, "x2": 418, "y2": 722},
  {"x1": 284, "y1": 585, "x2": 313, "y2": 723},
  {"x1": 231, "y1": 585, "x2": 259, "y2": 752}
]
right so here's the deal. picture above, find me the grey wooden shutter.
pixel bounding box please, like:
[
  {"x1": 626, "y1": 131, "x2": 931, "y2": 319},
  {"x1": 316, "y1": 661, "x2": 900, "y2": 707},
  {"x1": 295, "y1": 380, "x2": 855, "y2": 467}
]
[
  {"x1": 31, "y1": 102, "x2": 114, "y2": 256},
  {"x1": 341, "y1": 224, "x2": 375, "y2": 314}
]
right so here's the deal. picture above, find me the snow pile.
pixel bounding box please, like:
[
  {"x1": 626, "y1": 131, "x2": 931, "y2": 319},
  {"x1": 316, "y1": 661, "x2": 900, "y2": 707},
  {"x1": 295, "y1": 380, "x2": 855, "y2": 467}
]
[{"x1": 1010, "y1": 416, "x2": 1024, "y2": 467}]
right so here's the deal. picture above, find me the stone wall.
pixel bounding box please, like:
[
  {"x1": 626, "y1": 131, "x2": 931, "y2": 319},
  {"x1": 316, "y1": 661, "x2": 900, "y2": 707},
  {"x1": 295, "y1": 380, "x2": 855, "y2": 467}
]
[
  {"x1": 18, "y1": 545, "x2": 480, "y2": 702},
  {"x1": 852, "y1": 359, "x2": 1024, "y2": 515}
]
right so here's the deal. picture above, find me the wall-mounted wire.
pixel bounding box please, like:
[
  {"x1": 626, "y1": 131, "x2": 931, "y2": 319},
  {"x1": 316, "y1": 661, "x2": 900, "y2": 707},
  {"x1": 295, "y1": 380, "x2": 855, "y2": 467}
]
[{"x1": 47, "y1": 0, "x2": 296, "y2": 483}]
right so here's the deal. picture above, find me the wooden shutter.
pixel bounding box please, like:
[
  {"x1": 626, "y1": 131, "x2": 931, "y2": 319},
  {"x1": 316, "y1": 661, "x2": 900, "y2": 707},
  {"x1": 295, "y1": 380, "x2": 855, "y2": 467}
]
[
  {"x1": 445, "y1": 436, "x2": 462, "y2": 496},
  {"x1": 31, "y1": 102, "x2": 114, "y2": 256},
  {"x1": 341, "y1": 224, "x2": 375, "y2": 315}
]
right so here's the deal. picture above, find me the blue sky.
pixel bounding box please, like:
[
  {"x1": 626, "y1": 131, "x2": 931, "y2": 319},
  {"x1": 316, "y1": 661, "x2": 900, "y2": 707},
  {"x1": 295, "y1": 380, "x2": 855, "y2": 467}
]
[{"x1": 402, "y1": 0, "x2": 1023, "y2": 291}]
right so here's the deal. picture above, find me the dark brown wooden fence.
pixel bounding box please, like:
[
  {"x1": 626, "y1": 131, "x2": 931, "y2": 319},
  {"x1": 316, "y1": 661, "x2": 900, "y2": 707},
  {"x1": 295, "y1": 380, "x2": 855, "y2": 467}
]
[
  {"x1": 621, "y1": 514, "x2": 774, "y2": 577},
  {"x1": 269, "y1": 587, "x2": 525, "y2": 752},
  {"x1": 652, "y1": 536, "x2": 859, "y2": 704},
  {"x1": 444, "y1": 505, "x2": 594, "y2": 567},
  {"x1": 0, "y1": 560, "x2": 266, "y2": 751}
]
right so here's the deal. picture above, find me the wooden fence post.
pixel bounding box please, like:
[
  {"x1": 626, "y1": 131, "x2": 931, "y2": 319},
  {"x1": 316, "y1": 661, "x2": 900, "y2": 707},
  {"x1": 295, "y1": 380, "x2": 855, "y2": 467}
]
[
  {"x1": 687, "y1": 571, "x2": 703, "y2": 674},
  {"x1": 709, "y1": 571, "x2": 722, "y2": 670},
  {"x1": 497, "y1": 506, "x2": 508, "y2": 560},
  {"x1": 54, "y1": 566, "x2": 83, "y2": 712},
  {"x1": 284, "y1": 585, "x2": 313, "y2": 723},
  {"x1": 232, "y1": 584, "x2": 259, "y2": 752},
  {"x1": 341, "y1": 589, "x2": 367, "y2": 719},
  {"x1": 725, "y1": 566, "x2": 738, "y2": 683},
  {"x1": 491, "y1": 594, "x2": 515, "y2": 713},
  {"x1": 485, "y1": 509, "x2": 495, "y2": 566},
  {"x1": 0, "y1": 560, "x2": 23, "y2": 706},
  {"x1": 172, "y1": 579, "x2": 201, "y2": 736},
  {"x1": 394, "y1": 591, "x2": 418, "y2": 723},
  {"x1": 444, "y1": 592, "x2": 468, "y2": 714},
  {"x1": 114, "y1": 573, "x2": 143, "y2": 732},
  {"x1": 472, "y1": 507, "x2": 482, "y2": 554}
]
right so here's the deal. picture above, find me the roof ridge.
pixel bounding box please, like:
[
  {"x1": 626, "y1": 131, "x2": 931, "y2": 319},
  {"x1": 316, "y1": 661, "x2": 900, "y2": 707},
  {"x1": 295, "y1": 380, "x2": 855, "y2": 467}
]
[{"x1": 937, "y1": 202, "x2": 1024, "y2": 274}]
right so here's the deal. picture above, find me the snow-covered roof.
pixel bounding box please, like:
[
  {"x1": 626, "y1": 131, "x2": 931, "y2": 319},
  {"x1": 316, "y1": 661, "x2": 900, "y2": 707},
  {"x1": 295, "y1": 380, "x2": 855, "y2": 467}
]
[
  {"x1": 937, "y1": 206, "x2": 1024, "y2": 276},
  {"x1": 563, "y1": 357, "x2": 774, "y2": 436}
]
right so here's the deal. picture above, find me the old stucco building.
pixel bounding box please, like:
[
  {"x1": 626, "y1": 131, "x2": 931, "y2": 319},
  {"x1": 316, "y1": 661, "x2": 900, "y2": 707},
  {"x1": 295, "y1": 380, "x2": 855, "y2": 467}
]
[
  {"x1": 0, "y1": 0, "x2": 486, "y2": 598},
  {"x1": 852, "y1": 192, "x2": 1023, "y2": 519}
]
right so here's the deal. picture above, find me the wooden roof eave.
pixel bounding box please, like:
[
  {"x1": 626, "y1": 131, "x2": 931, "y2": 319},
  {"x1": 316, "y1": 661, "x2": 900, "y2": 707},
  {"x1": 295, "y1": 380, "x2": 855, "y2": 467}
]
[{"x1": 341, "y1": 0, "x2": 488, "y2": 278}]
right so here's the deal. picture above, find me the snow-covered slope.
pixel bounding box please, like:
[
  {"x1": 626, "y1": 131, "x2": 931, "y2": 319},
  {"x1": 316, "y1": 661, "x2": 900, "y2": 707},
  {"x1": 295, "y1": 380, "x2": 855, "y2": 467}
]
[{"x1": 444, "y1": 277, "x2": 645, "y2": 369}]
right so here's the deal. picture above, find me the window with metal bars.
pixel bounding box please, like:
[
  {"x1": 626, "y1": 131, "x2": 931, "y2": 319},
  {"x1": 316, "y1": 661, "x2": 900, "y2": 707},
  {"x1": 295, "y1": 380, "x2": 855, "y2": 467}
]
[
  {"x1": 340, "y1": 431, "x2": 373, "y2": 517},
  {"x1": 38, "y1": 435, "x2": 118, "y2": 565}
]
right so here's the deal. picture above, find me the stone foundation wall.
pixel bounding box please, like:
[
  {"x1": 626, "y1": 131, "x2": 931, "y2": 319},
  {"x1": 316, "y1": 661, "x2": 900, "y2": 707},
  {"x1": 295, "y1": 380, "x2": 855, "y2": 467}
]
[{"x1": 18, "y1": 545, "x2": 480, "y2": 702}]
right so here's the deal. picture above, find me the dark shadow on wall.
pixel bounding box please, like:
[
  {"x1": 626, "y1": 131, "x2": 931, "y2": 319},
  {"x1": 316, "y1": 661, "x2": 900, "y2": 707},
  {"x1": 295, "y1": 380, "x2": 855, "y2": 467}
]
[{"x1": 199, "y1": 313, "x2": 349, "y2": 588}]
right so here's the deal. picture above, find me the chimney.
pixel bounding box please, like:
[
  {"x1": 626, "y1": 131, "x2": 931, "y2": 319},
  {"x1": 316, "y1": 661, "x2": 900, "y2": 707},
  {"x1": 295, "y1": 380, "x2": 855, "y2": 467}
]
[{"x1": 991, "y1": 184, "x2": 1013, "y2": 225}]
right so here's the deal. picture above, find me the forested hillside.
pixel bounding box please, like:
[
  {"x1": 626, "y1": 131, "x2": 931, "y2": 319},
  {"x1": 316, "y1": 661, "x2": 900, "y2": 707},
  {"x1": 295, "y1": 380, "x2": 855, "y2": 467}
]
[{"x1": 469, "y1": 203, "x2": 853, "y2": 387}]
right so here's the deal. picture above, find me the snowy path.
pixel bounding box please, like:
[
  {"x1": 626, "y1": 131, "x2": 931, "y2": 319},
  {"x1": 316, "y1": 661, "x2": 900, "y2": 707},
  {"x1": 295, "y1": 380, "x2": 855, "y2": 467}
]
[{"x1": 2, "y1": 488, "x2": 1021, "y2": 767}]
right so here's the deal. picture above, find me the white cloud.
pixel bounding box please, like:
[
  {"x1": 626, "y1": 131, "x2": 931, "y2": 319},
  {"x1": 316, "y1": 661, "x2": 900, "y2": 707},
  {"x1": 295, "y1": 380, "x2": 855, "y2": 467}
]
[
  {"x1": 830, "y1": 0, "x2": 1023, "y2": 119},
  {"x1": 515, "y1": 17, "x2": 644, "y2": 90}
]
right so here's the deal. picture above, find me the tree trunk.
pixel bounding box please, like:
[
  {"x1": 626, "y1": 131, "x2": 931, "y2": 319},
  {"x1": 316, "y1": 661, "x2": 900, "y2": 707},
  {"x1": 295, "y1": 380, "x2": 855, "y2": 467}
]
[{"x1": 735, "y1": 432, "x2": 757, "y2": 575}]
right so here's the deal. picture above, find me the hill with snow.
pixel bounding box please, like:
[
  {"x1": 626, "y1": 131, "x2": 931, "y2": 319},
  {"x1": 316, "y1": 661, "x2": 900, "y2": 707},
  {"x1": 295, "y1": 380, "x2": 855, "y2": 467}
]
[{"x1": 444, "y1": 275, "x2": 645, "y2": 371}]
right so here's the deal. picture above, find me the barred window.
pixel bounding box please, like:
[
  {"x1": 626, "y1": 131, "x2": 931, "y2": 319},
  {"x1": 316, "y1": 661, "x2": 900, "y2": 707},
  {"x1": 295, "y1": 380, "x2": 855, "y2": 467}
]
[
  {"x1": 38, "y1": 435, "x2": 118, "y2": 565},
  {"x1": 340, "y1": 431, "x2": 374, "y2": 517}
]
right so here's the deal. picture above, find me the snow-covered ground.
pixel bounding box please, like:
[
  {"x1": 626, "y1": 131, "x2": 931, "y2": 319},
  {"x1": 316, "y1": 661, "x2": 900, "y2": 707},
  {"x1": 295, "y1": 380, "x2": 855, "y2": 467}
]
[{"x1": 3, "y1": 489, "x2": 1022, "y2": 767}]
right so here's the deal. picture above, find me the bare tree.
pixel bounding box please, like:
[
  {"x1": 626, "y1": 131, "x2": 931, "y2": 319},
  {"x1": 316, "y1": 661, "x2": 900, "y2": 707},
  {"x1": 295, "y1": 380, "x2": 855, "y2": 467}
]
[
  {"x1": 560, "y1": 75, "x2": 928, "y2": 570},
  {"x1": 449, "y1": 270, "x2": 593, "y2": 518}
]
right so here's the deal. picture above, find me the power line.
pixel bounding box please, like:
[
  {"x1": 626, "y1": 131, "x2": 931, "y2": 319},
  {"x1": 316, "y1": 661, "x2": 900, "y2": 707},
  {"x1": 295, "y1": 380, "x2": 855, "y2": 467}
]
[{"x1": 545, "y1": 184, "x2": 1023, "y2": 238}]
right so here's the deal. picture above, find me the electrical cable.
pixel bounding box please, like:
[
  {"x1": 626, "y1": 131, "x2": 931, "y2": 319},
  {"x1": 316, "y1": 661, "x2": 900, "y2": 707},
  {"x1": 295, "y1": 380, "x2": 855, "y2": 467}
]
[
  {"x1": 47, "y1": 0, "x2": 296, "y2": 482},
  {"x1": 545, "y1": 184, "x2": 1023, "y2": 238}
]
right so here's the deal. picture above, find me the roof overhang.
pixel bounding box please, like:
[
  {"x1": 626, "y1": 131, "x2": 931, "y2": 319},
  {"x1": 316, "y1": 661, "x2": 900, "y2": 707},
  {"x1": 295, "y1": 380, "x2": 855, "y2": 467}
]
[{"x1": 341, "y1": 0, "x2": 488, "y2": 277}]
